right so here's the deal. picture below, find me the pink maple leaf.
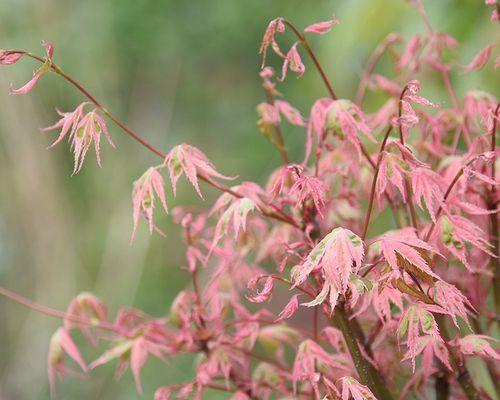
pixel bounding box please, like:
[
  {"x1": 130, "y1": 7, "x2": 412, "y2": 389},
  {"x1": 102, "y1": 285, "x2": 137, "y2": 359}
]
[
  {"x1": 454, "y1": 335, "x2": 500, "y2": 360},
  {"x1": 154, "y1": 386, "x2": 172, "y2": 400},
  {"x1": 397, "y1": 302, "x2": 448, "y2": 371},
  {"x1": 10, "y1": 41, "x2": 53, "y2": 95},
  {"x1": 410, "y1": 167, "x2": 446, "y2": 221},
  {"x1": 368, "y1": 74, "x2": 402, "y2": 96},
  {"x1": 163, "y1": 143, "x2": 234, "y2": 199},
  {"x1": 48, "y1": 327, "x2": 88, "y2": 398},
  {"x1": 304, "y1": 17, "x2": 340, "y2": 35},
  {"x1": 463, "y1": 90, "x2": 497, "y2": 131},
  {"x1": 376, "y1": 150, "x2": 409, "y2": 205},
  {"x1": 257, "y1": 102, "x2": 280, "y2": 126},
  {"x1": 394, "y1": 80, "x2": 437, "y2": 140},
  {"x1": 304, "y1": 98, "x2": 333, "y2": 163},
  {"x1": 247, "y1": 275, "x2": 274, "y2": 303},
  {"x1": 462, "y1": 44, "x2": 493, "y2": 73},
  {"x1": 90, "y1": 323, "x2": 172, "y2": 394},
  {"x1": 401, "y1": 334, "x2": 451, "y2": 373},
  {"x1": 353, "y1": 282, "x2": 404, "y2": 323},
  {"x1": 435, "y1": 214, "x2": 494, "y2": 271},
  {"x1": 293, "y1": 340, "x2": 345, "y2": 396},
  {"x1": 131, "y1": 166, "x2": 169, "y2": 240},
  {"x1": 279, "y1": 43, "x2": 305, "y2": 81},
  {"x1": 64, "y1": 292, "x2": 108, "y2": 344},
  {"x1": 210, "y1": 189, "x2": 259, "y2": 251},
  {"x1": 259, "y1": 17, "x2": 286, "y2": 68},
  {"x1": 274, "y1": 100, "x2": 305, "y2": 126},
  {"x1": 130, "y1": 337, "x2": 168, "y2": 394},
  {"x1": 404, "y1": 80, "x2": 437, "y2": 107},
  {"x1": 268, "y1": 164, "x2": 300, "y2": 201},
  {"x1": 294, "y1": 227, "x2": 364, "y2": 308},
  {"x1": 275, "y1": 294, "x2": 299, "y2": 322},
  {"x1": 43, "y1": 105, "x2": 115, "y2": 174},
  {"x1": 67, "y1": 109, "x2": 115, "y2": 174},
  {"x1": 338, "y1": 376, "x2": 377, "y2": 400},
  {"x1": 432, "y1": 280, "x2": 475, "y2": 329},
  {"x1": 308, "y1": 98, "x2": 333, "y2": 142},
  {"x1": 290, "y1": 174, "x2": 328, "y2": 217},
  {"x1": 326, "y1": 99, "x2": 376, "y2": 159},
  {"x1": 0, "y1": 50, "x2": 23, "y2": 65},
  {"x1": 42, "y1": 103, "x2": 88, "y2": 148},
  {"x1": 377, "y1": 229, "x2": 442, "y2": 280},
  {"x1": 397, "y1": 35, "x2": 421, "y2": 72}
]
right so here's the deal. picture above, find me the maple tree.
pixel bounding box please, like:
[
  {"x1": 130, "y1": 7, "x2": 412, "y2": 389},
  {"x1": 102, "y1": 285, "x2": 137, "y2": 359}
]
[{"x1": 0, "y1": 1, "x2": 499, "y2": 399}]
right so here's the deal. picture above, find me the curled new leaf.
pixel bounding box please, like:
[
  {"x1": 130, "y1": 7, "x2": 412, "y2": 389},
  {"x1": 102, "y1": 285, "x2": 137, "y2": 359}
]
[
  {"x1": 304, "y1": 17, "x2": 340, "y2": 35},
  {"x1": 11, "y1": 41, "x2": 53, "y2": 94},
  {"x1": 279, "y1": 43, "x2": 305, "y2": 81}
]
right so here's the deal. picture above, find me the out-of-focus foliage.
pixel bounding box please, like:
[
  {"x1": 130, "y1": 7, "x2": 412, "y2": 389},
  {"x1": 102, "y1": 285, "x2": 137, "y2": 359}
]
[{"x1": 0, "y1": 0, "x2": 494, "y2": 399}]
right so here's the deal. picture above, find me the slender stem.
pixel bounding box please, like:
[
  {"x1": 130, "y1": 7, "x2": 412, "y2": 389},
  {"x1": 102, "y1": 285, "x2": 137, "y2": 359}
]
[
  {"x1": 283, "y1": 20, "x2": 338, "y2": 100},
  {"x1": 312, "y1": 306, "x2": 319, "y2": 342},
  {"x1": 488, "y1": 103, "x2": 499, "y2": 317},
  {"x1": 264, "y1": 91, "x2": 289, "y2": 164},
  {"x1": 441, "y1": 70, "x2": 459, "y2": 111},
  {"x1": 361, "y1": 125, "x2": 393, "y2": 240},
  {"x1": 190, "y1": 268, "x2": 208, "y2": 331},
  {"x1": 332, "y1": 304, "x2": 394, "y2": 400},
  {"x1": 14, "y1": 51, "x2": 167, "y2": 159},
  {"x1": 201, "y1": 174, "x2": 299, "y2": 228},
  {"x1": 397, "y1": 87, "x2": 409, "y2": 145},
  {"x1": 423, "y1": 167, "x2": 466, "y2": 241},
  {"x1": 57, "y1": 67, "x2": 167, "y2": 158},
  {"x1": 355, "y1": 35, "x2": 400, "y2": 106},
  {"x1": 360, "y1": 142, "x2": 377, "y2": 170},
  {"x1": 361, "y1": 130, "x2": 404, "y2": 229},
  {"x1": 0, "y1": 286, "x2": 120, "y2": 333},
  {"x1": 413, "y1": 0, "x2": 460, "y2": 114},
  {"x1": 397, "y1": 85, "x2": 420, "y2": 231},
  {"x1": 366, "y1": 319, "x2": 383, "y2": 349},
  {"x1": 361, "y1": 257, "x2": 384, "y2": 278},
  {"x1": 413, "y1": 0, "x2": 434, "y2": 34},
  {"x1": 435, "y1": 315, "x2": 480, "y2": 400}
]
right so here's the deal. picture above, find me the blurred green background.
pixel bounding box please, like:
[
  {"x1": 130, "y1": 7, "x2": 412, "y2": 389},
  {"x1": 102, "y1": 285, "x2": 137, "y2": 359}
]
[{"x1": 0, "y1": 0, "x2": 495, "y2": 399}]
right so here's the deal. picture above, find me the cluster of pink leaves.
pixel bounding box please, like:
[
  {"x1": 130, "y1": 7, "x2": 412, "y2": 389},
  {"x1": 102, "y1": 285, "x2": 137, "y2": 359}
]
[{"x1": 0, "y1": 1, "x2": 499, "y2": 399}]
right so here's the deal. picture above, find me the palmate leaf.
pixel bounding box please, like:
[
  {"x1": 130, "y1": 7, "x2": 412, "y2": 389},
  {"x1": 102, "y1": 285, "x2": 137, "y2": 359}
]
[
  {"x1": 294, "y1": 227, "x2": 364, "y2": 308},
  {"x1": 339, "y1": 376, "x2": 377, "y2": 400},
  {"x1": 437, "y1": 214, "x2": 495, "y2": 271},
  {"x1": 378, "y1": 229, "x2": 442, "y2": 282},
  {"x1": 455, "y1": 335, "x2": 500, "y2": 360},
  {"x1": 163, "y1": 143, "x2": 235, "y2": 198}
]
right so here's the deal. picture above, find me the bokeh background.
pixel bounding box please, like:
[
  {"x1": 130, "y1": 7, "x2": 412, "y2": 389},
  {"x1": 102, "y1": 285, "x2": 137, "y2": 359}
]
[{"x1": 0, "y1": 0, "x2": 495, "y2": 399}]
